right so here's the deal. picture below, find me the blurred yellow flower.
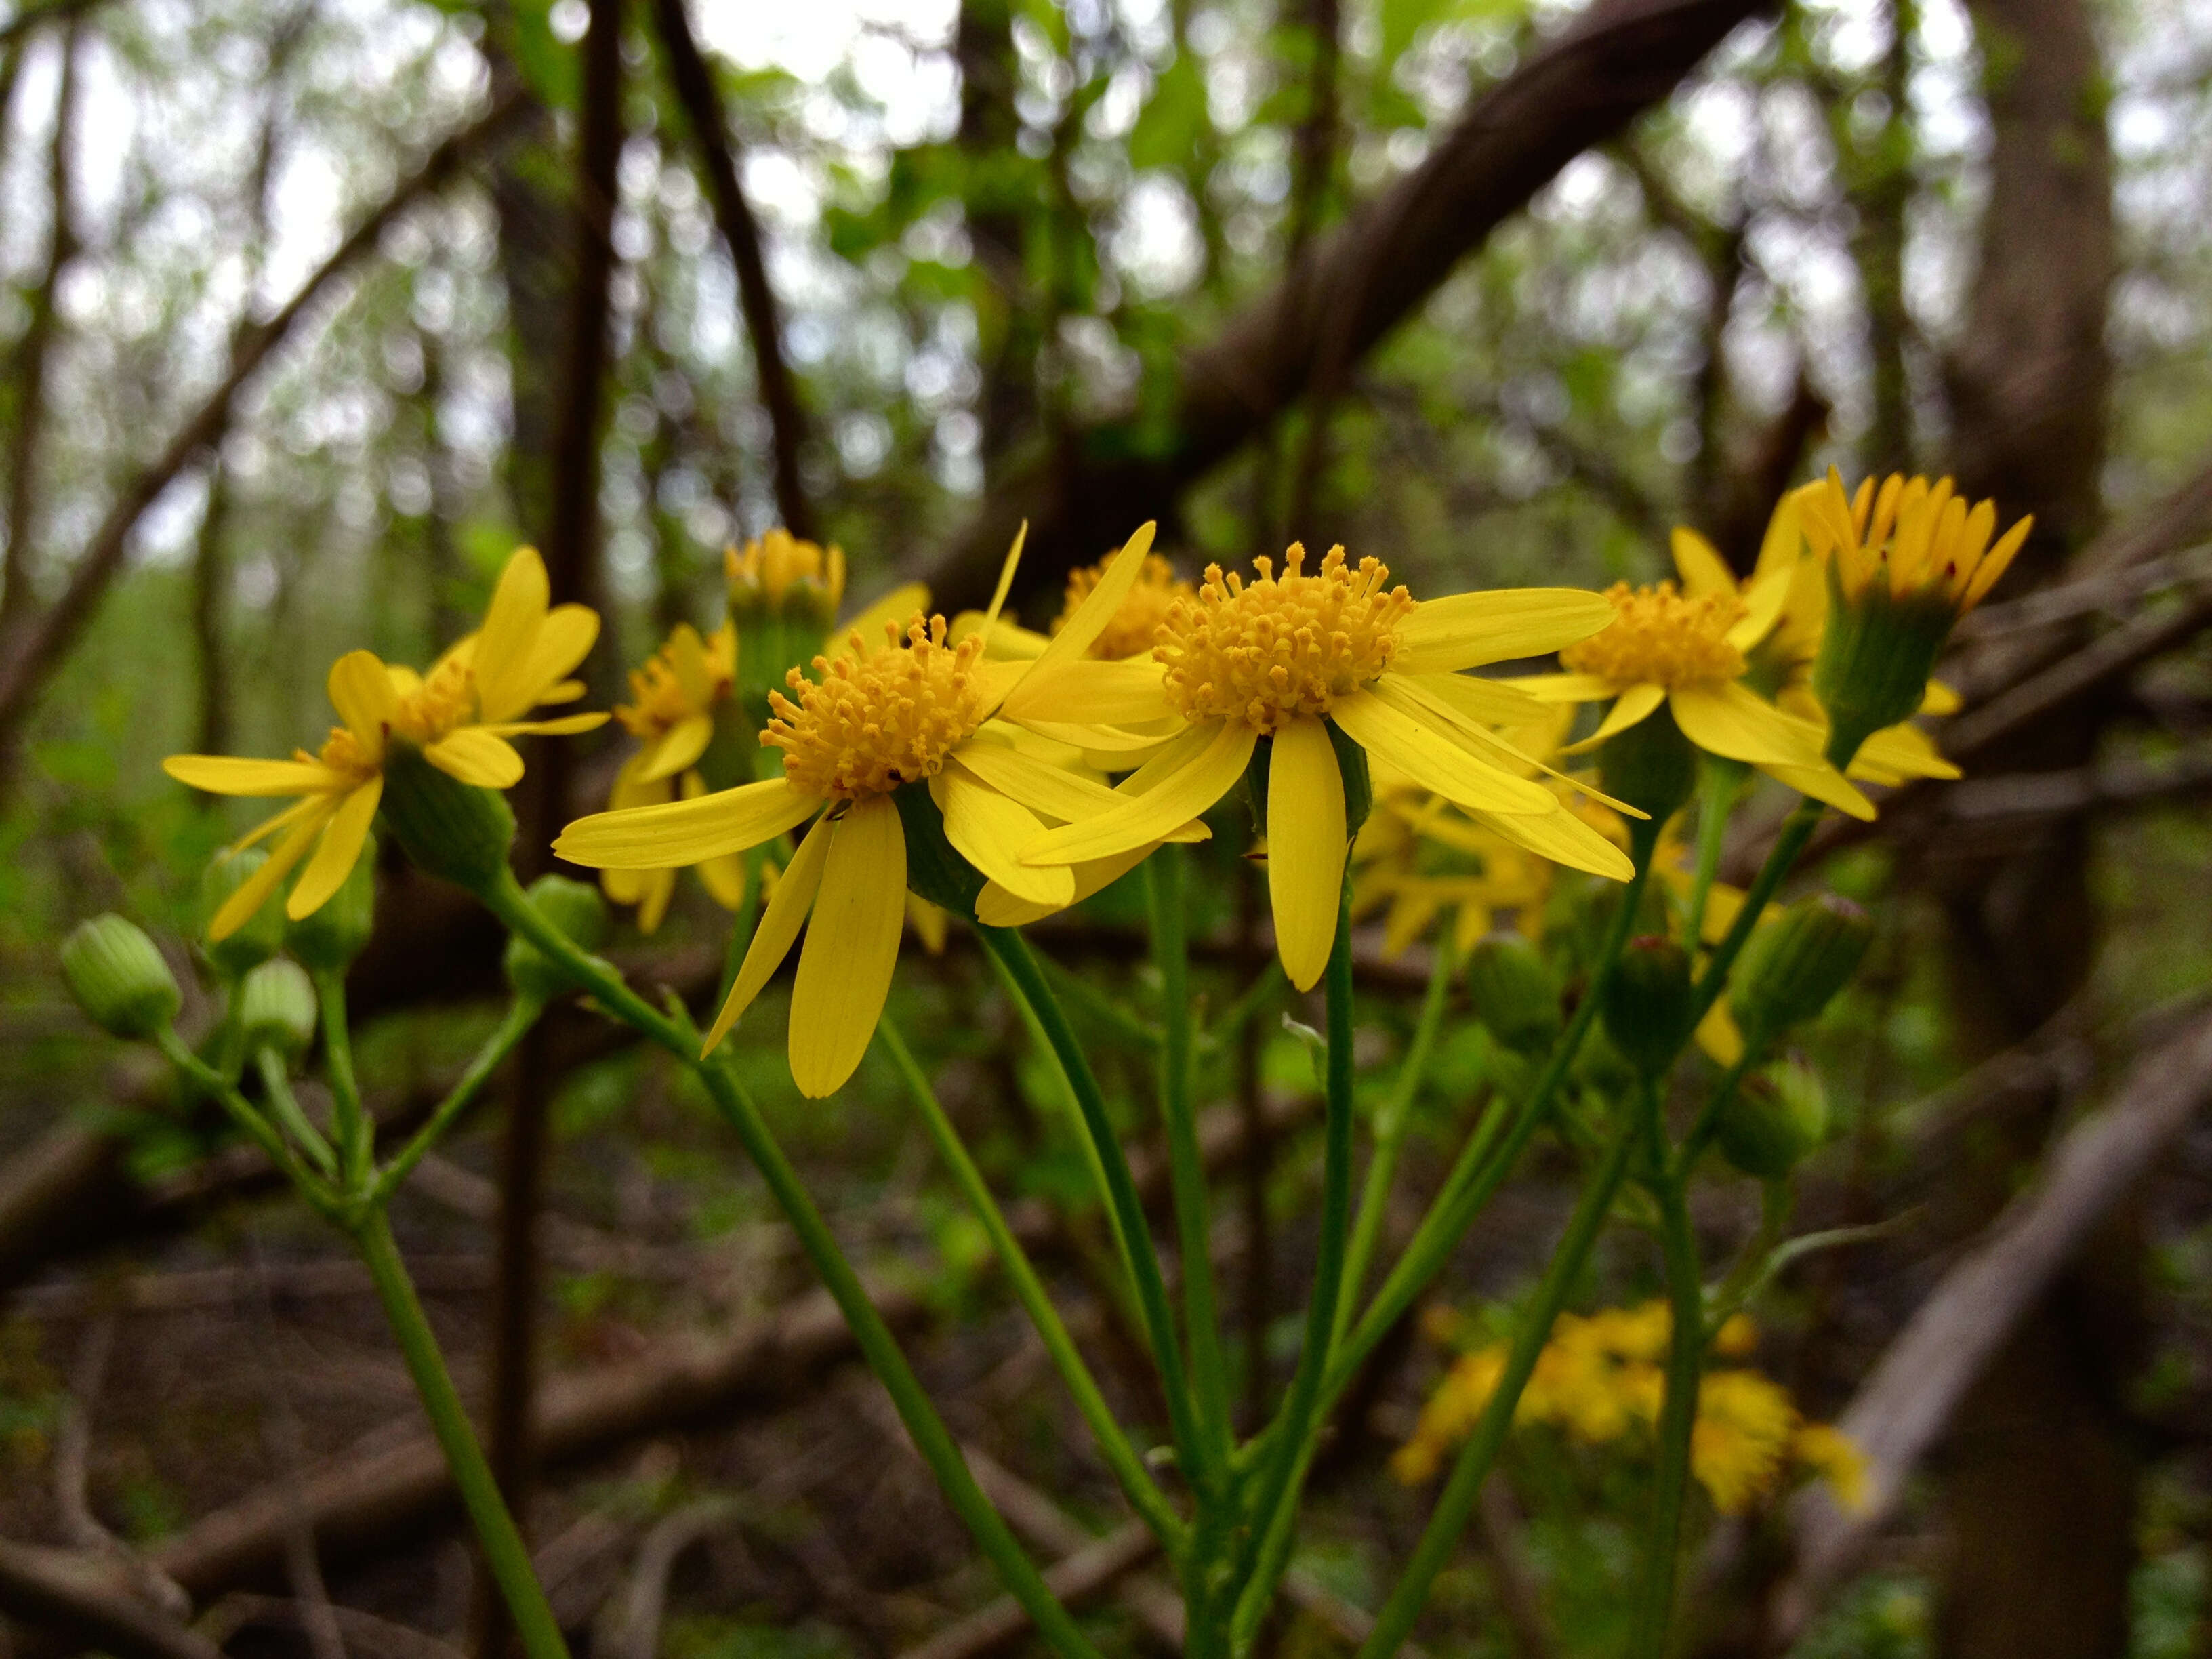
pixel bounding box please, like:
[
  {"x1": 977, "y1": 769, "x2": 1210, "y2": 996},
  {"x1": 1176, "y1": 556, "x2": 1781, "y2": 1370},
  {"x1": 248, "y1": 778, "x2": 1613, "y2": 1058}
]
[
  {"x1": 165, "y1": 548, "x2": 605, "y2": 941},
  {"x1": 600, "y1": 622, "x2": 744, "y2": 934}
]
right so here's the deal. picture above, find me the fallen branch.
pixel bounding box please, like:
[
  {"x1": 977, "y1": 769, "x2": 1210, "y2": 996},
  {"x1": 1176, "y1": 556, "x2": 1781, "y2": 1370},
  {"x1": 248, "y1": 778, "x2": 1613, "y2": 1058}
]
[
  {"x1": 1765, "y1": 1004, "x2": 2212, "y2": 1646},
  {"x1": 0, "y1": 1538, "x2": 224, "y2": 1659}
]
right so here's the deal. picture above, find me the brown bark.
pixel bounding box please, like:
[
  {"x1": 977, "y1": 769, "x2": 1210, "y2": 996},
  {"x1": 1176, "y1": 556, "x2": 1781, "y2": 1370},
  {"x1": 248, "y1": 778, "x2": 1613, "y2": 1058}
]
[
  {"x1": 652, "y1": 0, "x2": 815, "y2": 540},
  {"x1": 923, "y1": 0, "x2": 1776, "y2": 615},
  {"x1": 1927, "y1": 0, "x2": 2123, "y2": 1643}
]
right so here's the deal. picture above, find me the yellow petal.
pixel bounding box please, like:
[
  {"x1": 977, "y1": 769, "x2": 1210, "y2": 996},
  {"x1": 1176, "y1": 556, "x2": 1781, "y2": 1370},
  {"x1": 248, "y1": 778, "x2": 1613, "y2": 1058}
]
[
  {"x1": 933, "y1": 766, "x2": 1076, "y2": 909},
  {"x1": 1468, "y1": 804, "x2": 1635, "y2": 882},
  {"x1": 695, "y1": 852, "x2": 749, "y2": 910},
  {"x1": 232, "y1": 795, "x2": 329, "y2": 853},
  {"x1": 1920, "y1": 679, "x2": 1961, "y2": 716},
  {"x1": 1376, "y1": 676, "x2": 1645, "y2": 819},
  {"x1": 163, "y1": 755, "x2": 344, "y2": 798},
  {"x1": 982, "y1": 523, "x2": 1025, "y2": 632},
  {"x1": 949, "y1": 739, "x2": 1200, "y2": 842},
  {"x1": 472, "y1": 548, "x2": 551, "y2": 710},
  {"x1": 636, "y1": 867, "x2": 677, "y2": 935},
  {"x1": 1670, "y1": 528, "x2": 1737, "y2": 599},
  {"x1": 425, "y1": 727, "x2": 525, "y2": 789},
  {"x1": 558, "y1": 776, "x2": 820, "y2": 869},
  {"x1": 287, "y1": 777, "x2": 383, "y2": 920},
  {"x1": 1507, "y1": 672, "x2": 1618, "y2": 704},
  {"x1": 211, "y1": 804, "x2": 334, "y2": 941},
  {"x1": 1391, "y1": 671, "x2": 1544, "y2": 726},
  {"x1": 1559, "y1": 682, "x2": 1666, "y2": 755},
  {"x1": 1329, "y1": 690, "x2": 1556, "y2": 815},
  {"x1": 640, "y1": 714, "x2": 715, "y2": 783},
  {"x1": 481, "y1": 712, "x2": 609, "y2": 738},
  {"x1": 999, "y1": 657, "x2": 1174, "y2": 725},
  {"x1": 1391, "y1": 588, "x2": 1620, "y2": 675},
  {"x1": 1725, "y1": 565, "x2": 1792, "y2": 651},
  {"x1": 1267, "y1": 716, "x2": 1346, "y2": 991},
  {"x1": 328, "y1": 651, "x2": 398, "y2": 752},
  {"x1": 668, "y1": 624, "x2": 710, "y2": 705},
  {"x1": 789, "y1": 797, "x2": 907, "y2": 1098},
  {"x1": 702, "y1": 811, "x2": 834, "y2": 1052},
  {"x1": 1014, "y1": 521, "x2": 1155, "y2": 686},
  {"x1": 488, "y1": 604, "x2": 600, "y2": 721},
  {"x1": 1667, "y1": 682, "x2": 1829, "y2": 771},
  {"x1": 1022, "y1": 720, "x2": 1255, "y2": 867},
  {"x1": 1695, "y1": 996, "x2": 1744, "y2": 1067},
  {"x1": 975, "y1": 843, "x2": 1158, "y2": 926},
  {"x1": 1850, "y1": 721, "x2": 1960, "y2": 785}
]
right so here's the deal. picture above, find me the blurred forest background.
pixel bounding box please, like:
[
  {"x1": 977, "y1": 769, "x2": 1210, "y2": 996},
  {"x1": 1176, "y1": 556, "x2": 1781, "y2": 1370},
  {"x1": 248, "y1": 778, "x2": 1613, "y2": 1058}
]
[{"x1": 1, "y1": 0, "x2": 2211, "y2": 1652}]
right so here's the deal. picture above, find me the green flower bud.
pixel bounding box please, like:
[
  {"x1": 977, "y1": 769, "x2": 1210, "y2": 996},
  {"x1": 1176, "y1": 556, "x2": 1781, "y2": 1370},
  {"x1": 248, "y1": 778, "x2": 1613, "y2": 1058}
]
[
  {"x1": 1729, "y1": 894, "x2": 1872, "y2": 1048},
  {"x1": 62, "y1": 915, "x2": 182, "y2": 1040},
  {"x1": 1715, "y1": 1056, "x2": 1828, "y2": 1179},
  {"x1": 201, "y1": 849, "x2": 286, "y2": 979},
  {"x1": 379, "y1": 744, "x2": 516, "y2": 895},
  {"x1": 1595, "y1": 701, "x2": 1696, "y2": 851},
  {"x1": 287, "y1": 831, "x2": 380, "y2": 972},
  {"x1": 1466, "y1": 932, "x2": 1561, "y2": 1054},
  {"x1": 1811, "y1": 565, "x2": 1958, "y2": 764},
  {"x1": 1600, "y1": 935, "x2": 1692, "y2": 1079},
  {"x1": 502, "y1": 875, "x2": 612, "y2": 1002},
  {"x1": 238, "y1": 958, "x2": 318, "y2": 1059}
]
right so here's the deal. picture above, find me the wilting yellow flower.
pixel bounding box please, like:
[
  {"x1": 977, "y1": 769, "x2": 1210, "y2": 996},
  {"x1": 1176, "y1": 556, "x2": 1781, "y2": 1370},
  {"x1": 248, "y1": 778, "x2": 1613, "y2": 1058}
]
[
  {"x1": 1798, "y1": 470, "x2": 2030, "y2": 616},
  {"x1": 1019, "y1": 546, "x2": 1635, "y2": 991},
  {"x1": 165, "y1": 549, "x2": 605, "y2": 940},
  {"x1": 554, "y1": 526, "x2": 1206, "y2": 1098},
  {"x1": 1512, "y1": 537, "x2": 1873, "y2": 819},
  {"x1": 1394, "y1": 1300, "x2": 1864, "y2": 1517},
  {"x1": 602, "y1": 622, "x2": 744, "y2": 933}
]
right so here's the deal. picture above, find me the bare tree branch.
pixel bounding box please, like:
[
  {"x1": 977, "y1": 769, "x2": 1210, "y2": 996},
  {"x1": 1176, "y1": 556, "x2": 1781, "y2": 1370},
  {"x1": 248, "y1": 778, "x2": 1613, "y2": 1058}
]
[
  {"x1": 653, "y1": 0, "x2": 815, "y2": 541},
  {"x1": 0, "y1": 1537, "x2": 224, "y2": 1659}
]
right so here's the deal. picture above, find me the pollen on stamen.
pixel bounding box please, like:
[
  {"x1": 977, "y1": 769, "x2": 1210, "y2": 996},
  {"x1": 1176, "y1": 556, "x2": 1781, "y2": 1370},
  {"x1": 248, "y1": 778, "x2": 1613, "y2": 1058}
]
[
  {"x1": 1560, "y1": 582, "x2": 1746, "y2": 690},
  {"x1": 1154, "y1": 544, "x2": 1413, "y2": 732},
  {"x1": 765, "y1": 613, "x2": 989, "y2": 799}
]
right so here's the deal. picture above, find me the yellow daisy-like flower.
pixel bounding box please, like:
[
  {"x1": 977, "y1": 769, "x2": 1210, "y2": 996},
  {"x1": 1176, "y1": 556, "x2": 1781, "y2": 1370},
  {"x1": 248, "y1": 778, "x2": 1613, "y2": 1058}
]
[
  {"x1": 602, "y1": 621, "x2": 745, "y2": 934},
  {"x1": 1512, "y1": 531, "x2": 1875, "y2": 820},
  {"x1": 1798, "y1": 469, "x2": 2030, "y2": 616},
  {"x1": 1018, "y1": 545, "x2": 1636, "y2": 991},
  {"x1": 1053, "y1": 552, "x2": 1193, "y2": 661},
  {"x1": 554, "y1": 525, "x2": 1207, "y2": 1098},
  {"x1": 165, "y1": 548, "x2": 605, "y2": 941},
  {"x1": 1683, "y1": 491, "x2": 1964, "y2": 792},
  {"x1": 1690, "y1": 1369, "x2": 1801, "y2": 1516},
  {"x1": 726, "y1": 527, "x2": 847, "y2": 619}
]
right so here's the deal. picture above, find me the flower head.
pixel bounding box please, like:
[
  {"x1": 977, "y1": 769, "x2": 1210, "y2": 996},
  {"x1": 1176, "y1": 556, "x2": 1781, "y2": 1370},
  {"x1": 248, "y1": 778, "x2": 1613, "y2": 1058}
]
[
  {"x1": 726, "y1": 529, "x2": 846, "y2": 623},
  {"x1": 165, "y1": 548, "x2": 605, "y2": 941},
  {"x1": 1560, "y1": 582, "x2": 1747, "y2": 689},
  {"x1": 1021, "y1": 546, "x2": 1635, "y2": 991},
  {"x1": 556, "y1": 525, "x2": 1210, "y2": 1097},
  {"x1": 1053, "y1": 553, "x2": 1193, "y2": 661}
]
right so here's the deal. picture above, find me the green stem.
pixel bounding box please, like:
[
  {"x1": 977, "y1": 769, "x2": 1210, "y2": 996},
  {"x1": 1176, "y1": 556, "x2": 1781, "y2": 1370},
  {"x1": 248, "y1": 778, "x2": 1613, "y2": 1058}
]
[
  {"x1": 312, "y1": 968, "x2": 372, "y2": 1183},
  {"x1": 1685, "y1": 800, "x2": 1823, "y2": 1034},
  {"x1": 354, "y1": 1212, "x2": 570, "y2": 1659},
  {"x1": 1336, "y1": 931, "x2": 1458, "y2": 1349},
  {"x1": 1148, "y1": 849, "x2": 1234, "y2": 1467},
  {"x1": 484, "y1": 874, "x2": 1099, "y2": 1659},
  {"x1": 1629, "y1": 1142, "x2": 1706, "y2": 1659},
  {"x1": 253, "y1": 1048, "x2": 337, "y2": 1176},
  {"x1": 157, "y1": 1028, "x2": 334, "y2": 1214},
  {"x1": 979, "y1": 922, "x2": 1214, "y2": 1498},
  {"x1": 1328, "y1": 855, "x2": 1654, "y2": 1406},
  {"x1": 1683, "y1": 757, "x2": 1746, "y2": 954},
  {"x1": 1227, "y1": 881, "x2": 1359, "y2": 1628},
  {"x1": 878, "y1": 1017, "x2": 1187, "y2": 1555},
  {"x1": 1676, "y1": 1042, "x2": 1765, "y2": 1177},
  {"x1": 1357, "y1": 1119, "x2": 1639, "y2": 1659},
  {"x1": 368, "y1": 998, "x2": 545, "y2": 1208}
]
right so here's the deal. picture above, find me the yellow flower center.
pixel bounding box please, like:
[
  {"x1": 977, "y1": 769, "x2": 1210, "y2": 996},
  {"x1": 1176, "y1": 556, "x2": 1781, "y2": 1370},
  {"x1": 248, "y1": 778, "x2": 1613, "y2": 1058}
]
[
  {"x1": 765, "y1": 615, "x2": 988, "y2": 800},
  {"x1": 1052, "y1": 553, "x2": 1193, "y2": 660},
  {"x1": 1559, "y1": 581, "x2": 1745, "y2": 689},
  {"x1": 316, "y1": 659, "x2": 478, "y2": 780},
  {"x1": 1155, "y1": 544, "x2": 1413, "y2": 732}
]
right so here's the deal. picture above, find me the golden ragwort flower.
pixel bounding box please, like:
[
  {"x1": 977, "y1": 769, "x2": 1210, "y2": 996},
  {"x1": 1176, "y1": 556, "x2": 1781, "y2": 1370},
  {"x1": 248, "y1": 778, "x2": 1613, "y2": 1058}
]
[
  {"x1": 1798, "y1": 468, "x2": 2030, "y2": 617},
  {"x1": 602, "y1": 621, "x2": 745, "y2": 934},
  {"x1": 554, "y1": 525, "x2": 1207, "y2": 1098},
  {"x1": 165, "y1": 548, "x2": 605, "y2": 941},
  {"x1": 1019, "y1": 545, "x2": 1636, "y2": 991}
]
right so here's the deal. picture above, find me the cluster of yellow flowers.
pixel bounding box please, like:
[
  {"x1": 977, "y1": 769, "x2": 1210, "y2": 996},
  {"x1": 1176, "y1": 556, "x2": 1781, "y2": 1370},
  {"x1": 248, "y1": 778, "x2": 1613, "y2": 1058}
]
[
  {"x1": 164, "y1": 470, "x2": 2025, "y2": 1101},
  {"x1": 1391, "y1": 1302, "x2": 1868, "y2": 1517}
]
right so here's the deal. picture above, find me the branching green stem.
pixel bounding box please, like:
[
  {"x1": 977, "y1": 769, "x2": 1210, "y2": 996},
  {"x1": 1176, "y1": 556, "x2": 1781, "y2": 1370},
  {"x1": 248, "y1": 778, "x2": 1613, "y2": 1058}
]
[
  {"x1": 312, "y1": 968, "x2": 372, "y2": 1183},
  {"x1": 878, "y1": 1017, "x2": 1187, "y2": 1554},
  {"x1": 157, "y1": 1028, "x2": 333, "y2": 1215},
  {"x1": 486, "y1": 872, "x2": 1101, "y2": 1659},
  {"x1": 369, "y1": 997, "x2": 545, "y2": 1208},
  {"x1": 253, "y1": 1047, "x2": 337, "y2": 1176},
  {"x1": 1358, "y1": 1118, "x2": 1639, "y2": 1658},
  {"x1": 1149, "y1": 848, "x2": 1234, "y2": 1468}
]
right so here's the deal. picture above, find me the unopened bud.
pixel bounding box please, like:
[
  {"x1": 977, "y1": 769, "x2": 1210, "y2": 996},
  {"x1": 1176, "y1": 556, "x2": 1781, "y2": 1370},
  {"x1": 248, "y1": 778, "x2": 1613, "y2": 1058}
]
[
  {"x1": 1601, "y1": 935, "x2": 1692, "y2": 1078},
  {"x1": 1467, "y1": 933, "x2": 1561, "y2": 1054},
  {"x1": 1715, "y1": 1056, "x2": 1828, "y2": 1179},
  {"x1": 288, "y1": 832, "x2": 379, "y2": 972},
  {"x1": 239, "y1": 958, "x2": 318, "y2": 1059},
  {"x1": 62, "y1": 915, "x2": 181, "y2": 1040},
  {"x1": 201, "y1": 850, "x2": 286, "y2": 979},
  {"x1": 379, "y1": 745, "x2": 515, "y2": 896},
  {"x1": 1810, "y1": 572, "x2": 1957, "y2": 762},
  {"x1": 1729, "y1": 895, "x2": 1872, "y2": 1047},
  {"x1": 502, "y1": 875, "x2": 611, "y2": 1003}
]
